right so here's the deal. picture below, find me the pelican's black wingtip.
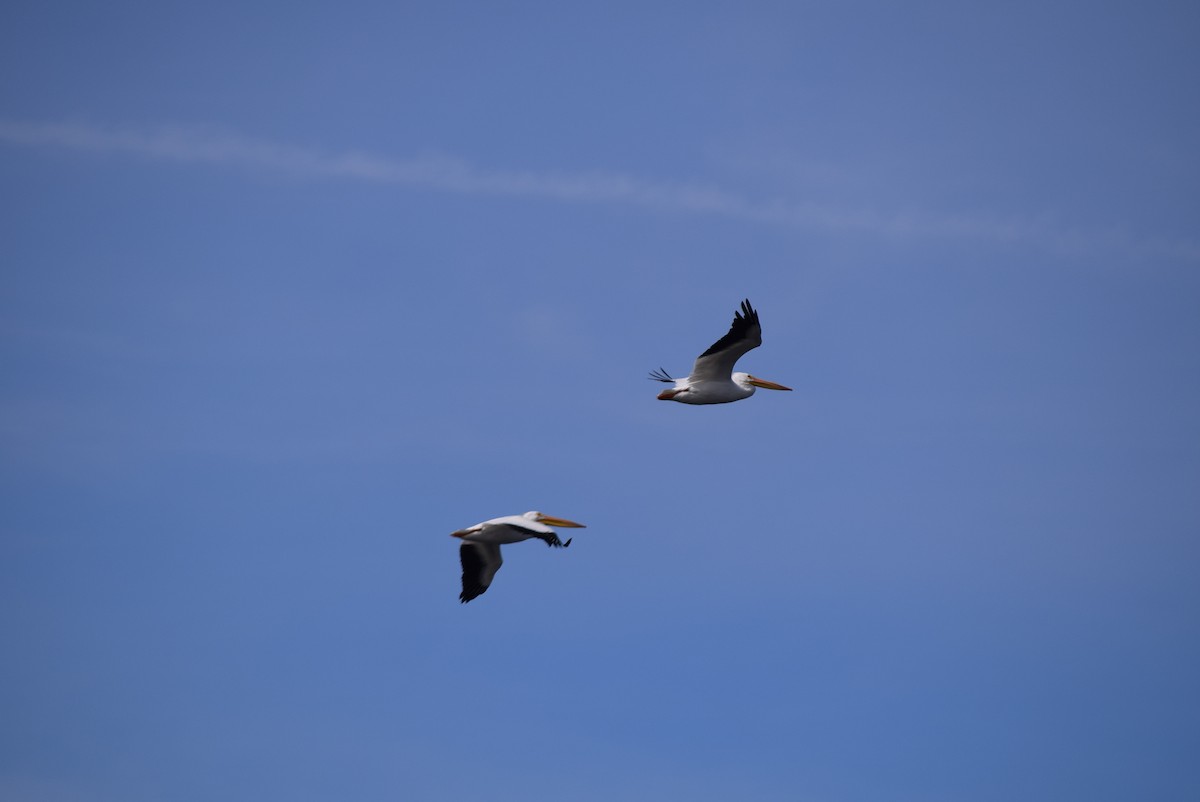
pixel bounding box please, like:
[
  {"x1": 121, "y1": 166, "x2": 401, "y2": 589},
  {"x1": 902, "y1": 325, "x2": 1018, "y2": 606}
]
[{"x1": 649, "y1": 367, "x2": 675, "y2": 383}]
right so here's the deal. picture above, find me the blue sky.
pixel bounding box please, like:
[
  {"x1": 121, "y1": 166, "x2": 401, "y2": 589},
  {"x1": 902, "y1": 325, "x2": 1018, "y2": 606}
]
[{"x1": 2, "y1": 2, "x2": 1199, "y2": 800}]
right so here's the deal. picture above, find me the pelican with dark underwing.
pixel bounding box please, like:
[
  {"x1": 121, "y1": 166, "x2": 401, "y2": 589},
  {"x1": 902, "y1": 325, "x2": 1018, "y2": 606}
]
[
  {"x1": 451, "y1": 511, "x2": 586, "y2": 603},
  {"x1": 651, "y1": 299, "x2": 792, "y2": 404}
]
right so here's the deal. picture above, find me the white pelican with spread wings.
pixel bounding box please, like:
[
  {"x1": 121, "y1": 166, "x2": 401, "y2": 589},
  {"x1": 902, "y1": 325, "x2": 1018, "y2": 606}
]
[
  {"x1": 651, "y1": 299, "x2": 791, "y2": 404},
  {"x1": 451, "y1": 511, "x2": 586, "y2": 603}
]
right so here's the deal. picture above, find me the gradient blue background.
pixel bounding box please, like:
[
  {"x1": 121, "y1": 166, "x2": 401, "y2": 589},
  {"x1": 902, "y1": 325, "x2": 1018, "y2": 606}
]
[{"x1": 3, "y1": 2, "x2": 1199, "y2": 800}]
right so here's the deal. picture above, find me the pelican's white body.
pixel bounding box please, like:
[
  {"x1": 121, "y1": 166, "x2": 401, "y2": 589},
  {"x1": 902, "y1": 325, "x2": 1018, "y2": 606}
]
[
  {"x1": 660, "y1": 372, "x2": 759, "y2": 405},
  {"x1": 453, "y1": 511, "x2": 559, "y2": 544}
]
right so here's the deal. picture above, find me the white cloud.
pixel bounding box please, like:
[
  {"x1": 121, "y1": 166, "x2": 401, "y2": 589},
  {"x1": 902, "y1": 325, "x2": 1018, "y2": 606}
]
[{"x1": 2, "y1": 119, "x2": 1196, "y2": 261}]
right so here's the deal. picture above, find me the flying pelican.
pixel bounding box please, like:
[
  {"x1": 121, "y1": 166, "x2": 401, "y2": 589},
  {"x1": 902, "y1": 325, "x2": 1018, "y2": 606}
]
[
  {"x1": 651, "y1": 299, "x2": 792, "y2": 404},
  {"x1": 451, "y1": 511, "x2": 586, "y2": 603}
]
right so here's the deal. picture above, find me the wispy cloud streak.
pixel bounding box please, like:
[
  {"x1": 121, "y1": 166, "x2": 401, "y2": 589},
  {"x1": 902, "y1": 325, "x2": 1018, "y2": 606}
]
[{"x1": 2, "y1": 119, "x2": 1195, "y2": 261}]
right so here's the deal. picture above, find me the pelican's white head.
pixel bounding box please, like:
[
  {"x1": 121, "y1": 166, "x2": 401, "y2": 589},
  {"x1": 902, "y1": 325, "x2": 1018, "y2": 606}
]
[
  {"x1": 735, "y1": 372, "x2": 793, "y2": 392},
  {"x1": 525, "y1": 511, "x2": 586, "y2": 528}
]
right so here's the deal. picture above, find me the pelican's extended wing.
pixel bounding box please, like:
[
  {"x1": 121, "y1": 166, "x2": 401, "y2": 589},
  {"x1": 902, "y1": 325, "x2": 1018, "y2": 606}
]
[
  {"x1": 459, "y1": 542, "x2": 503, "y2": 603},
  {"x1": 688, "y1": 299, "x2": 763, "y2": 382}
]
